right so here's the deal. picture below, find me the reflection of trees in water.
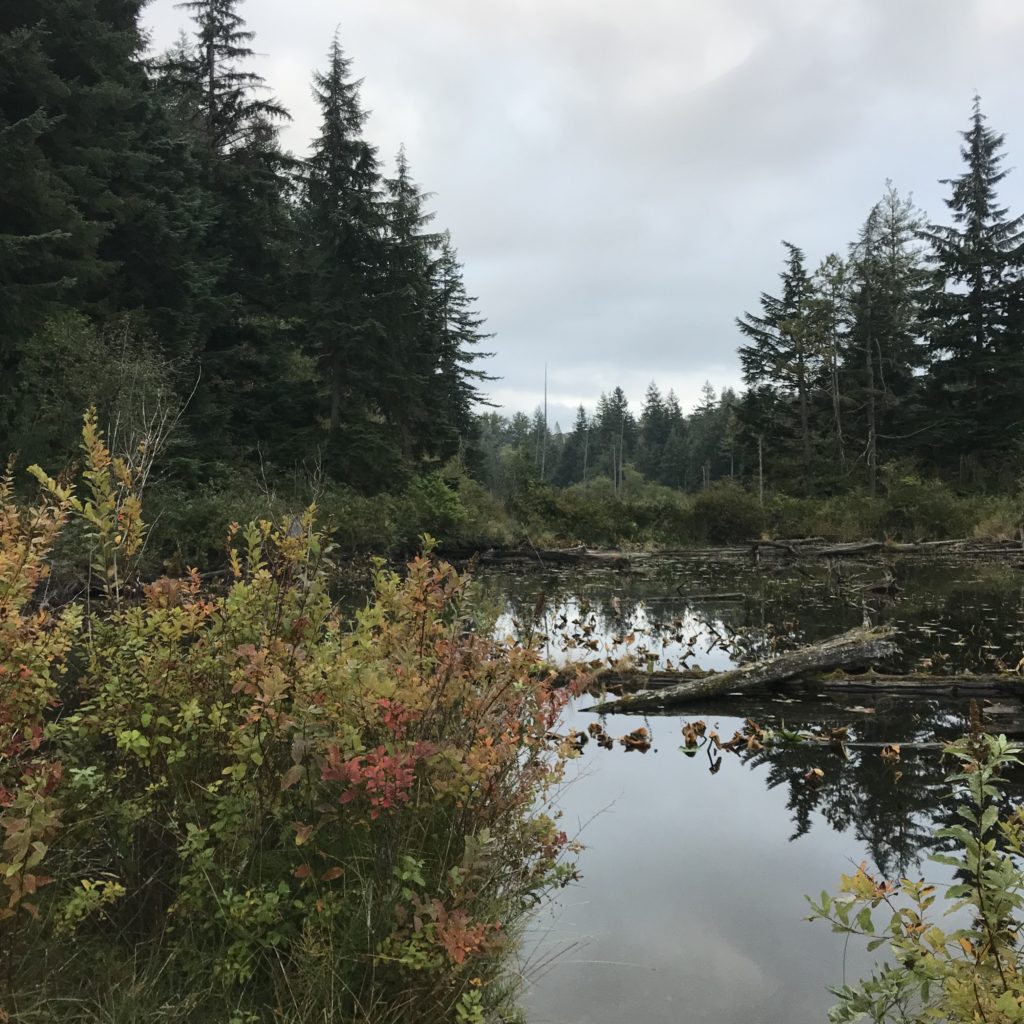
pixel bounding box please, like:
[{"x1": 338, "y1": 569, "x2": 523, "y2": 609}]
[
  {"x1": 486, "y1": 556, "x2": 1024, "y2": 677},
  {"x1": 481, "y1": 558, "x2": 1024, "y2": 874},
  {"x1": 735, "y1": 700, "x2": 980, "y2": 876}
]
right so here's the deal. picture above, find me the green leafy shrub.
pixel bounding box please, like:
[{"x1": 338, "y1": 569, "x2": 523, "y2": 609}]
[
  {"x1": 1, "y1": 413, "x2": 580, "y2": 1023},
  {"x1": 881, "y1": 471, "x2": 973, "y2": 541},
  {"x1": 809, "y1": 727, "x2": 1024, "y2": 1023},
  {"x1": 970, "y1": 495, "x2": 1022, "y2": 541},
  {"x1": 690, "y1": 480, "x2": 763, "y2": 544},
  {"x1": 554, "y1": 477, "x2": 638, "y2": 546}
]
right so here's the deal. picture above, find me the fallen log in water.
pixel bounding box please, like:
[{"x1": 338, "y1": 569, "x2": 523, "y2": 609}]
[
  {"x1": 583, "y1": 668, "x2": 1024, "y2": 700},
  {"x1": 478, "y1": 546, "x2": 652, "y2": 568},
  {"x1": 584, "y1": 626, "x2": 900, "y2": 712},
  {"x1": 749, "y1": 537, "x2": 1024, "y2": 560}
]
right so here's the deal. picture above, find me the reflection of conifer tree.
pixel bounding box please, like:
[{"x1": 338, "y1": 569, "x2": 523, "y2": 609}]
[{"x1": 742, "y1": 701, "x2": 973, "y2": 876}]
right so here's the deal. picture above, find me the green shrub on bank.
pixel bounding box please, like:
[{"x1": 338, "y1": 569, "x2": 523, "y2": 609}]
[
  {"x1": 809, "y1": 728, "x2": 1024, "y2": 1022},
  {"x1": 1, "y1": 413, "x2": 579, "y2": 1023},
  {"x1": 690, "y1": 480, "x2": 763, "y2": 544},
  {"x1": 130, "y1": 455, "x2": 1024, "y2": 564},
  {"x1": 882, "y1": 471, "x2": 974, "y2": 540}
]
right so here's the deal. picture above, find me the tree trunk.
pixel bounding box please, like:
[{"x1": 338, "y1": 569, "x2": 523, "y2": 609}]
[
  {"x1": 585, "y1": 626, "x2": 899, "y2": 712},
  {"x1": 330, "y1": 350, "x2": 341, "y2": 434},
  {"x1": 866, "y1": 310, "x2": 878, "y2": 498},
  {"x1": 799, "y1": 373, "x2": 811, "y2": 496},
  {"x1": 831, "y1": 341, "x2": 846, "y2": 468},
  {"x1": 577, "y1": 667, "x2": 1023, "y2": 701},
  {"x1": 757, "y1": 434, "x2": 764, "y2": 507}
]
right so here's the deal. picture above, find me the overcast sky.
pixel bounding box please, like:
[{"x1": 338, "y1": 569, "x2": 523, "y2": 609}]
[{"x1": 143, "y1": 0, "x2": 1024, "y2": 431}]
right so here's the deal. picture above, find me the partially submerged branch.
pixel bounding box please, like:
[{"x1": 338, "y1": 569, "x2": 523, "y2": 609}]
[{"x1": 584, "y1": 626, "x2": 900, "y2": 712}]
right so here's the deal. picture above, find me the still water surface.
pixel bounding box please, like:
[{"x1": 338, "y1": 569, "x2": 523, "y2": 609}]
[{"x1": 472, "y1": 554, "x2": 1024, "y2": 1023}]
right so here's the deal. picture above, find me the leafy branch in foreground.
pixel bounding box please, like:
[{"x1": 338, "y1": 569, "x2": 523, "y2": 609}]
[{"x1": 808, "y1": 725, "x2": 1024, "y2": 1022}]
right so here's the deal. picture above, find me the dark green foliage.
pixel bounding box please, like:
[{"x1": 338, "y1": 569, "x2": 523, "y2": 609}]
[
  {"x1": 0, "y1": 0, "x2": 1019, "y2": 558},
  {"x1": 738, "y1": 241, "x2": 820, "y2": 495},
  {"x1": 690, "y1": 480, "x2": 763, "y2": 544},
  {"x1": 921, "y1": 97, "x2": 1024, "y2": 481}
]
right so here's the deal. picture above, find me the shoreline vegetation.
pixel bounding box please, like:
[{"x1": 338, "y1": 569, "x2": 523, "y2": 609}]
[
  {"x1": 1, "y1": 416, "x2": 583, "y2": 1023},
  {"x1": 89, "y1": 467, "x2": 1024, "y2": 577}
]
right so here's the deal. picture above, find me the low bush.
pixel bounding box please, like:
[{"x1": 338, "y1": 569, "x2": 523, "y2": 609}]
[
  {"x1": 810, "y1": 726, "x2": 1024, "y2": 1023},
  {"x1": 881, "y1": 472, "x2": 974, "y2": 541},
  {"x1": 970, "y1": 495, "x2": 1022, "y2": 541},
  {"x1": 1, "y1": 413, "x2": 579, "y2": 1023},
  {"x1": 690, "y1": 480, "x2": 764, "y2": 545}
]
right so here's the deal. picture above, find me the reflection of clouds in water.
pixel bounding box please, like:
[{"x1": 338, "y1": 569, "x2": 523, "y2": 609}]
[
  {"x1": 495, "y1": 599, "x2": 737, "y2": 672},
  {"x1": 523, "y1": 710, "x2": 879, "y2": 1024}
]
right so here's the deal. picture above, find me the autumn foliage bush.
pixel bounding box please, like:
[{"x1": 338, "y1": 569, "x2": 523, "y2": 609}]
[{"x1": 0, "y1": 412, "x2": 578, "y2": 1023}]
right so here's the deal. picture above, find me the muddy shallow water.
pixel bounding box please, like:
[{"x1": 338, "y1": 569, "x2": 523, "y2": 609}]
[{"x1": 472, "y1": 553, "x2": 1024, "y2": 1023}]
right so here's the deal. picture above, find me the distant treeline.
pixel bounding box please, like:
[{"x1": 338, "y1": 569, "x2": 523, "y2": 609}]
[{"x1": 483, "y1": 99, "x2": 1024, "y2": 500}]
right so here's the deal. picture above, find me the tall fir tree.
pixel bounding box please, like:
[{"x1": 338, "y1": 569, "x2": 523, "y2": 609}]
[
  {"x1": 737, "y1": 241, "x2": 820, "y2": 494},
  {"x1": 1, "y1": 0, "x2": 212, "y2": 456},
  {"x1": 381, "y1": 148, "x2": 439, "y2": 459},
  {"x1": 846, "y1": 185, "x2": 927, "y2": 492},
  {"x1": 164, "y1": 0, "x2": 298, "y2": 466},
  {"x1": 637, "y1": 382, "x2": 669, "y2": 481},
  {"x1": 427, "y1": 232, "x2": 493, "y2": 459},
  {"x1": 0, "y1": 18, "x2": 94, "y2": 429},
  {"x1": 299, "y1": 34, "x2": 388, "y2": 483},
  {"x1": 553, "y1": 405, "x2": 591, "y2": 486},
  {"x1": 921, "y1": 97, "x2": 1024, "y2": 479},
  {"x1": 170, "y1": 0, "x2": 288, "y2": 153}
]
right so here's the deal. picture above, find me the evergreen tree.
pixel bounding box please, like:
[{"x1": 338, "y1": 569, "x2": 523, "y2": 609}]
[
  {"x1": 809, "y1": 253, "x2": 851, "y2": 473},
  {"x1": 381, "y1": 148, "x2": 440, "y2": 459},
  {"x1": 161, "y1": 0, "x2": 297, "y2": 467},
  {"x1": 0, "y1": 18, "x2": 94, "y2": 426},
  {"x1": 1, "y1": 0, "x2": 212, "y2": 454},
  {"x1": 170, "y1": 0, "x2": 288, "y2": 153},
  {"x1": 637, "y1": 382, "x2": 669, "y2": 480},
  {"x1": 659, "y1": 391, "x2": 688, "y2": 488},
  {"x1": 847, "y1": 185, "x2": 927, "y2": 492},
  {"x1": 921, "y1": 97, "x2": 1024, "y2": 477},
  {"x1": 737, "y1": 241, "x2": 820, "y2": 494},
  {"x1": 553, "y1": 405, "x2": 591, "y2": 486},
  {"x1": 426, "y1": 232, "x2": 493, "y2": 460},
  {"x1": 593, "y1": 387, "x2": 635, "y2": 491},
  {"x1": 298, "y1": 34, "x2": 386, "y2": 481}
]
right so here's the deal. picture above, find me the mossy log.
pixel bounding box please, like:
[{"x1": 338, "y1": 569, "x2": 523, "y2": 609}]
[
  {"x1": 585, "y1": 626, "x2": 900, "y2": 713},
  {"x1": 477, "y1": 546, "x2": 651, "y2": 567}
]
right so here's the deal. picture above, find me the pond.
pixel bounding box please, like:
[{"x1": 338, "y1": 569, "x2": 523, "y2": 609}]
[{"x1": 471, "y1": 553, "x2": 1024, "y2": 1023}]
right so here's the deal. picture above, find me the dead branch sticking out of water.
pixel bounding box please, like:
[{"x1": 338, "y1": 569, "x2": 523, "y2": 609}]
[
  {"x1": 748, "y1": 538, "x2": 1024, "y2": 559},
  {"x1": 580, "y1": 668, "x2": 1024, "y2": 701},
  {"x1": 584, "y1": 626, "x2": 901, "y2": 713}
]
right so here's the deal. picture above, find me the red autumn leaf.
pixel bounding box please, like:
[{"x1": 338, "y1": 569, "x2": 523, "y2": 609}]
[
  {"x1": 320, "y1": 866, "x2": 343, "y2": 882},
  {"x1": 293, "y1": 864, "x2": 312, "y2": 879}
]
